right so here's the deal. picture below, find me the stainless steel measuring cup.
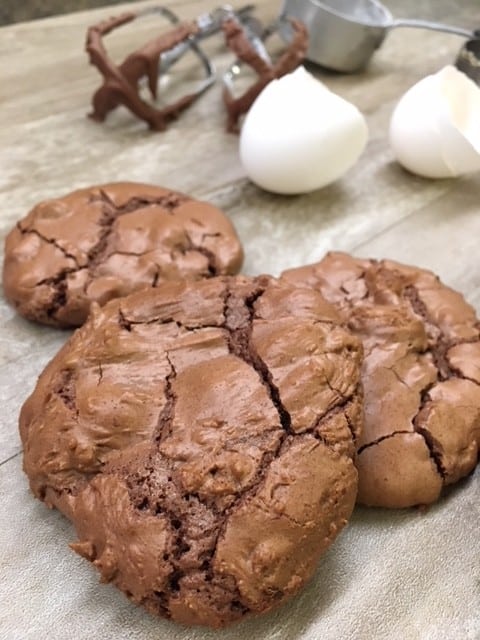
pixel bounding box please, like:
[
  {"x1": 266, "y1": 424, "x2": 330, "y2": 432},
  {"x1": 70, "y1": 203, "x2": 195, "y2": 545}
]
[
  {"x1": 456, "y1": 37, "x2": 480, "y2": 85},
  {"x1": 280, "y1": 0, "x2": 476, "y2": 72}
]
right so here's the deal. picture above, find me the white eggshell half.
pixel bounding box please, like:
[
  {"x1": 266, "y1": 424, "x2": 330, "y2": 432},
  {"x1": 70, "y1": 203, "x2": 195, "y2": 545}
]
[
  {"x1": 389, "y1": 65, "x2": 480, "y2": 179},
  {"x1": 239, "y1": 66, "x2": 368, "y2": 195}
]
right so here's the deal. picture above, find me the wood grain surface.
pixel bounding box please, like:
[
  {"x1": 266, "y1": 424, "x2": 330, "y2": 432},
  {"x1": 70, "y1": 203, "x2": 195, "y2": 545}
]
[{"x1": 0, "y1": 1, "x2": 479, "y2": 638}]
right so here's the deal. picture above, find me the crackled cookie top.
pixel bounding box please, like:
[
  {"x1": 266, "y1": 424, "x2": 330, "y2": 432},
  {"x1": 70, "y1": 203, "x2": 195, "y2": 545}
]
[
  {"x1": 20, "y1": 275, "x2": 362, "y2": 627},
  {"x1": 283, "y1": 252, "x2": 480, "y2": 508},
  {"x1": 3, "y1": 182, "x2": 243, "y2": 327}
]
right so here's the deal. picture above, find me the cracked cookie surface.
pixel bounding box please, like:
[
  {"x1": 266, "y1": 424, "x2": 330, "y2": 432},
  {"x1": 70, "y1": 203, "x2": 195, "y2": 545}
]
[
  {"x1": 3, "y1": 182, "x2": 243, "y2": 327},
  {"x1": 282, "y1": 252, "x2": 480, "y2": 508},
  {"x1": 20, "y1": 275, "x2": 362, "y2": 627}
]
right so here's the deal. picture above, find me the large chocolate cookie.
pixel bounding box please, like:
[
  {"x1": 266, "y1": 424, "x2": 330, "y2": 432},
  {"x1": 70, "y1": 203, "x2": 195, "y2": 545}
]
[
  {"x1": 20, "y1": 275, "x2": 362, "y2": 627},
  {"x1": 283, "y1": 252, "x2": 480, "y2": 508},
  {"x1": 3, "y1": 182, "x2": 243, "y2": 327}
]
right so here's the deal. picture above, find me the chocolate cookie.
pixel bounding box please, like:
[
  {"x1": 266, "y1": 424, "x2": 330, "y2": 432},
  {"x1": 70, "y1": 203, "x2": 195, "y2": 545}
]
[
  {"x1": 283, "y1": 252, "x2": 480, "y2": 508},
  {"x1": 20, "y1": 275, "x2": 362, "y2": 627},
  {"x1": 3, "y1": 182, "x2": 243, "y2": 327}
]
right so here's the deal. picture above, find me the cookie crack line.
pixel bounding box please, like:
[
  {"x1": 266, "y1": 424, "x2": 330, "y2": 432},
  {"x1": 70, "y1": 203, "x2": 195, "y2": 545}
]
[
  {"x1": 152, "y1": 265, "x2": 161, "y2": 288},
  {"x1": 325, "y1": 376, "x2": 349, "y2": 400},
  {"x1": 155, "y1": 352, "x2": 177, "y2": 444},
  {"x1": 129, "y1": 454, "x2": 250, "y2": 619},
  {"x1": 358, "y1": 375, "x2": 447, "y2": 479},
  {"x1": 403, "y1": 284, "x2": 433, "y2": 328},
  {"x1": 312, "y1": 393, "x2": 361, "y2": 444},
  {"x1": 404, "y1": 284, "x2": 480, "y2": 386},
  {"x1": 17, "y1": 226, "x2": 84, "y2": 320},
  {"x1": 186, "y1": 239, "x2": 218, "y2": 276},
  {"x1": 339, "y1": 268, "x2": 368, "y2": 304},
  {"x1": 223, "y1": 283, "x2": 293, "y2": 435},
  {"x1": 18, "y1": 224, "x2": 81, "y2": 268},
  {"x1": 121, "y1": 354, "x2": 188, "y2": 616},
  {"x1": 86, "y1": 191, "x2": 177, "y2": 272},
  {"x1": 357, "y1": 430, "x2": 413, "y2": 454},
  {"x1": 54, "y1": 368, "x2": 79, "y2": 415},
  {"x1": 446, "y1": 363, "x2": 480, "y2": 387},
  {"x1": 409, "y1": 378, "x2": 446, "y2": 479},
  {"x1": 345, "y1": 408, "x2": 358, "y2": 443},
  {"x1": 117, "y1": 308, "x2": 215, "y2": 333},
  {"x1": 149, "y1": 354, "x2": 210, "y2": 612},
  {"x1": 97, "y1": 363, "x2": 103, "y2": 386},
  {"x1": 432, "y1": 336, "x2": 480, "y2": 386},
  {"x1": 137, "y1": 487, "x2": 193, "y2": 612},
  {"x1": 413, "y1": 421, "x2": 447, "y2": 479},
  {"x1": 385, "y1": 364, "x2": 414, "y2": 390},
  {"x1": 84, "y1": 190, "x2": 191, "y2": 290},
  {"x1": 40, "y1": 268, "x2": 79, "y2": 320},
  {"x1": 90, "y1": 188, "x2": 188, "y2": 214}
]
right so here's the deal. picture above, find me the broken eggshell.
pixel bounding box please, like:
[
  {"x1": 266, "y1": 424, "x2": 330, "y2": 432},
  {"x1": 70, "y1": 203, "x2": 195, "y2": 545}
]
[
  {"x1": 389, "y1": 65, "x2": 480, "y2": 179},
  {"x1": 239, "y1": 66, "x2": 368, "y2": 195}
]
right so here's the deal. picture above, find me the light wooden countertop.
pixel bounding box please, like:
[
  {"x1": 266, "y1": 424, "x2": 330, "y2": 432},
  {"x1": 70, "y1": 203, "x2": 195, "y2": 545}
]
[{"x1": 1, "y1": 1, "x2": 479, "y2": 638}]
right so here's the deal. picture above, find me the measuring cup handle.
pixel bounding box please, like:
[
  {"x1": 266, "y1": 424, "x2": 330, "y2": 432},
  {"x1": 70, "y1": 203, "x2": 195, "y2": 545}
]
[{"x1": 390, "y1": 18, "x2": 475, "y2": 39}]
